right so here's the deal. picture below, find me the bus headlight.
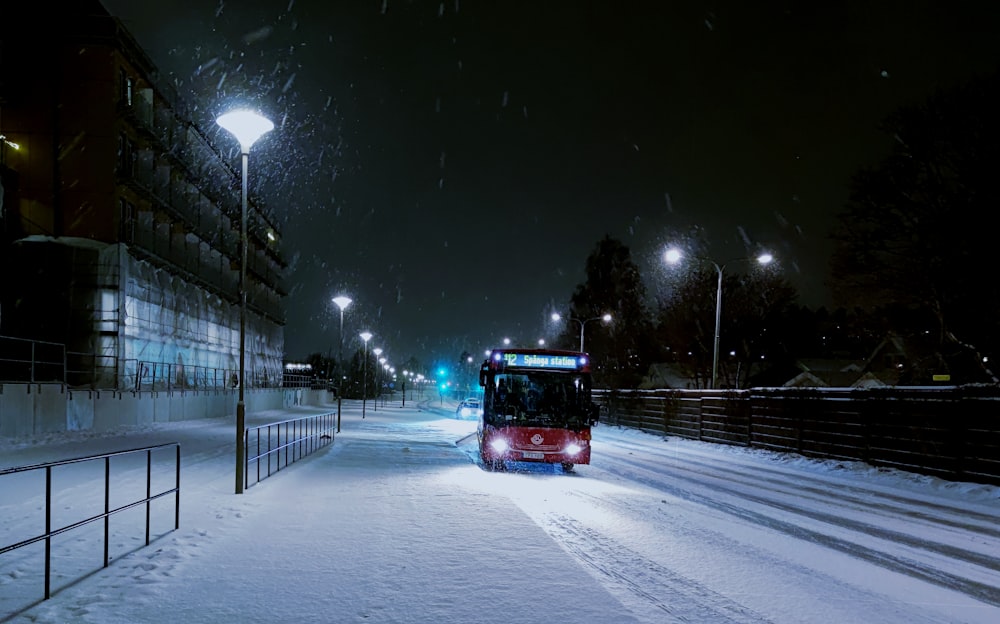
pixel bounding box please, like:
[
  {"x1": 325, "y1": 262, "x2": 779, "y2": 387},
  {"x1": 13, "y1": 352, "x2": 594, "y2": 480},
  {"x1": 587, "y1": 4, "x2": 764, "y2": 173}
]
[
  {"x1": 565, "y1": 443, "x2": 582, "y2": 456},
  {"x1": 489, "y1": 438, "x2": 509, "y2": 453}
]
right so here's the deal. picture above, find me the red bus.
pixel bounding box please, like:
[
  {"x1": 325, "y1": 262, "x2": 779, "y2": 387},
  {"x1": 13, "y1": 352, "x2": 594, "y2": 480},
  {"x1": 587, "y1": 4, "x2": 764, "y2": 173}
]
[{"x1": 477, "y1": 348, "x2": 600, "y2": 472}]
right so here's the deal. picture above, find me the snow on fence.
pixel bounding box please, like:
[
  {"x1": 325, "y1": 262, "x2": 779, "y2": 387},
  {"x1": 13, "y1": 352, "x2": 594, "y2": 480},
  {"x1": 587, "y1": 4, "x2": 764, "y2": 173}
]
[{"x1": 594, "y1": 387, "x2": 1000, "y2": 486}]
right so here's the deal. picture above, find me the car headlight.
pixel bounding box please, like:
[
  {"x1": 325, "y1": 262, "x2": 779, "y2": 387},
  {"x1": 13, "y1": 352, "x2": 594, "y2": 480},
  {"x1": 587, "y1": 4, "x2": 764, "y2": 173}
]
[
  {"x1": 489, "y1": 438, "x2": 509, "y2": 453},
  {"x1": 565, "y1": 443, "x2": 582, "y2": 456}
]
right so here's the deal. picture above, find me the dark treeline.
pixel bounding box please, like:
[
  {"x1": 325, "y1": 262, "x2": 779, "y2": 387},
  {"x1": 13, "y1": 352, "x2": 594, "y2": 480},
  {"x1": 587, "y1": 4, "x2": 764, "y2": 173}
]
[{"x1": 548, "y1": 71, "x2": 1000, "y2": 389}]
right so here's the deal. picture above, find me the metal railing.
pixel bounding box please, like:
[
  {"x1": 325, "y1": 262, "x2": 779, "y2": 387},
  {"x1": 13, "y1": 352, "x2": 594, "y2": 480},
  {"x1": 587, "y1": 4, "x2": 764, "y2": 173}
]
[
  {"x1": 278, "y1": 373, "x2": 333, "y2": 389},
  {"x1": 0, "y1": 336, "x2": 66, "y2": 385},
  {"x1": 0, "y1": 335, "x2": 290, "y2": 393},
  {"x1": 0, "y1": 443, "x2": 181, "y2": 608},
  {"x1": 244, "y1": 413, "x2": 336, "y2": 490}
]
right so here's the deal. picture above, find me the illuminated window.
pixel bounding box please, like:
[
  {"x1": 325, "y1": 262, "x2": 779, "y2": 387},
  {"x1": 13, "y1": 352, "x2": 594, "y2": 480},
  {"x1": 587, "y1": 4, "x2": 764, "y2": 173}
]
[
  {"x1": 119, "y1": 69, "x2": 133, "y2": 106},
  {"x1": 99, "y1": 290, "x2": 117, "y2": 333}
]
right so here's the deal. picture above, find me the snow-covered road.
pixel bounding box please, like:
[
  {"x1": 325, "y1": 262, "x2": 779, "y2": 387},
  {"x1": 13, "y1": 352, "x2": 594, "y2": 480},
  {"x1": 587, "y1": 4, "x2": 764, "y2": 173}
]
[
  {"x1": 2, "y1": 399, "x2": 998, "y2": 623},
  {"x1": 477, "y1": 424, "x2": 1000, "y2": 623}
]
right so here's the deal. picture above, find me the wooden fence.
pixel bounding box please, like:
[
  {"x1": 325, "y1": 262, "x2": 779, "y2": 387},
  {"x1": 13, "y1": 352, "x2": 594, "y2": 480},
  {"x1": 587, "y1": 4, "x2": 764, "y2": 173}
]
[{"x1": 594, "y1": 387, "x2": 1000, "y2": 486}]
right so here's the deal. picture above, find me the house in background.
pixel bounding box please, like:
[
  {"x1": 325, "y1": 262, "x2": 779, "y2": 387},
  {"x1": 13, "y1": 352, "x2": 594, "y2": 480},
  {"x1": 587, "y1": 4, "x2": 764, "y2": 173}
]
[
  {"x1": 779, "y1": 331, "x2": 986, "y2": 388},
  {"x1": 641, "y1": 330, "x2": 985, "y2": 390},
  {"x1": 781, "y1": 358, "x2": 872, "y2": 388},
  {"x1": 639, "y1": 362, "x2": 695, "y2": 389}
]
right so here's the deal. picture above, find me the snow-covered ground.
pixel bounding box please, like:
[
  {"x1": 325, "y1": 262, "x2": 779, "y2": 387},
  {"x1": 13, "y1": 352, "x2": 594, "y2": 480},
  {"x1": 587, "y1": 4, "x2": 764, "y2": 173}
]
[{"x1": 2, "y1": 398, "x2": 998, "y2": 623}]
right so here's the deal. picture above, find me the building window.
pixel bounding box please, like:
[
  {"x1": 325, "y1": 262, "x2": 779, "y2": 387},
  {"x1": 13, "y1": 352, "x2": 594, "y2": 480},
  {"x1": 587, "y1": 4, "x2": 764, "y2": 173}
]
[
  {"x1": 117, "y1": 134, "x2": 136, "y2": 178},
  {"x1": 120, "y1": 197, "x2": 136, "y2": 244},
  {"x1": 127, "y1": 140, "x2": 136, "y2": 177},
  {"x1": 119, "y1": 68, "x2": 133, "y2": 107},
  {"x1": 117, "y1": 133, "x2": 126, "y2": 173},
  {"x1": 99, "y1": 290, "x2": 117, "y2": 334}
]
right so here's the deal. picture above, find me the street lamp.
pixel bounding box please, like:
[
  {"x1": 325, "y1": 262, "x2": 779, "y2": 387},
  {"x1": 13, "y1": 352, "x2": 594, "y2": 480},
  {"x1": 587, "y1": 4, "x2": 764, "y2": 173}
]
[
  {"x1": 382, "y1": 362, "x2": 390, "y2": 406},
  {"x1": 331, "y1": 295, "x2": 351, "y2": 430},
  {"x1": 216, "y1": 109, "x2": 273, "y2": 495},
  {"x1": 551, "y1": 312, "x2": 612, "y2": 352},
  {"x1": 402, "y1": 369, "x2": 408, "y2": 406},
  {"x1": 372, "y1": 348, "x2": 383, "y2": 411},
  {"x1": 332, "y1": 296, "x2": 352, "y2": 385},
  {"x1": 664, "y1": 248, "x2": 774, "y2": 390},
  {"x1": 360, "y1": 331, "x2": 373, "y2": 420}
]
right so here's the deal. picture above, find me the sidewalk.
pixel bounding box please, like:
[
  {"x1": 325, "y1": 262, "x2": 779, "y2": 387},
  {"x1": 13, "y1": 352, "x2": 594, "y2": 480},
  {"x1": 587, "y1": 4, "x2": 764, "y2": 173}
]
[{"x1": 3, "y1": 399, "x2": 637, "y2": 624}]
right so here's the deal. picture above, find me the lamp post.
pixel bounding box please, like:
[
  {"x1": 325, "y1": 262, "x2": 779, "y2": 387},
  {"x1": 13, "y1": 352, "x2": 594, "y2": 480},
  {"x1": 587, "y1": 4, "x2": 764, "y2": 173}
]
[
  {"x1": 331, "y1": 295, "x2": 351, "y2": 430},
  {"x1": 359, "y1": 331, "x2": 373, "y2": 421},
  {"x1": 390, "y1": 367, "x2": 397, "y2": 405},
  {"x1": 216, "y1": 109, "x2": 273, "y2": 495},
  {"x1": 372, "y1": 348, "x2": 383, "y2": 411},
  {"x1": 551, "y1": 312, "x2": 612, "y2": 352},
  {"x1": 331, "y1": 296, "x2": 352, "y2": 385},
  {"x1": 382, "y1": 362, "x2": 390, "y2": 407},
  {"x1": 402, "y1": 369, "x2": 408, "y2": 407},
  {"x1": 664, "y1": 248, "x2": 773, "y2": 389}
]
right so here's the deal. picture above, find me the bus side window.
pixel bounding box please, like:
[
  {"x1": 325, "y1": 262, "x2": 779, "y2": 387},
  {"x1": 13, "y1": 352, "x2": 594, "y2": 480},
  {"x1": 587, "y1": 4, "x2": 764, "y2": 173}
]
[{"x1": 496, "y1": 378, "x2": 508, "y2": 403}]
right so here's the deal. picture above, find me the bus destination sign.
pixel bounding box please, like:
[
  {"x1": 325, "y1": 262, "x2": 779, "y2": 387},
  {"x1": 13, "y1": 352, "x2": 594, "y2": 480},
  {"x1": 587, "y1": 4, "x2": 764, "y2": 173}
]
[{"x1": 502, "y1": 353, "x2": 580, "y2": 369}]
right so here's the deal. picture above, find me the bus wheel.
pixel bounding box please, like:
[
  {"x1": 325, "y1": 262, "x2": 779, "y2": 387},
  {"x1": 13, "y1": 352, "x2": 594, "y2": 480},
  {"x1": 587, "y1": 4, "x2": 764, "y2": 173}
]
[{"x1": 561, "y1": 462, "x2": 574, "y2": 472}]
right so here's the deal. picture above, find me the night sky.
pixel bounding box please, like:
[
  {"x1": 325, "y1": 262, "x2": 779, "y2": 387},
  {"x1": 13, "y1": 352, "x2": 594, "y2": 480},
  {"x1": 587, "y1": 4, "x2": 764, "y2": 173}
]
[{"x1": 100, "y1": 0, "x2": 1000, "y2": 368}]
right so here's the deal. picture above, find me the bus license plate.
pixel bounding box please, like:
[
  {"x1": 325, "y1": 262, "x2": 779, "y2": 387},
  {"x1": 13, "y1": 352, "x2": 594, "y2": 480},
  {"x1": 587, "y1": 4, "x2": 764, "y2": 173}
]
[{"x1": 522, "y1": 451, "x2": 544, "y2": 460}]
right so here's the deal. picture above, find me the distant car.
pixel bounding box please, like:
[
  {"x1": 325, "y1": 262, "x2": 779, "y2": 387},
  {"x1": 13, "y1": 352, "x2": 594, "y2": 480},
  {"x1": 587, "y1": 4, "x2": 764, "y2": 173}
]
[{"x1": 456, "y1": 398, "x2": 483, "y2": 420}]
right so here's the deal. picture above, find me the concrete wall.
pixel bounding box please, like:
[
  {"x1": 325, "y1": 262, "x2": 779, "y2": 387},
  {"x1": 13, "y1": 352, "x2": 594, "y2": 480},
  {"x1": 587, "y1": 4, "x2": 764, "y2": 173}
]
[{"x1": 0, "y1": 384, "x2": 329, "y2": 439}]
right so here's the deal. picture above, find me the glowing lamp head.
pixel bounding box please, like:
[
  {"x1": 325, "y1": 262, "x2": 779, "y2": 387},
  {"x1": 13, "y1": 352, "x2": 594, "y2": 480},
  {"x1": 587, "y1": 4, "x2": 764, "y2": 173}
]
[
  {"x1": 664, "y1": 248, "x2": 683, "y2": 264},
  {"x1": 216, "y1": 110, "x2": 273, "y2": 154},
  {"x1": 332, "y1": 296, "x2": 352, "y2": 312}
]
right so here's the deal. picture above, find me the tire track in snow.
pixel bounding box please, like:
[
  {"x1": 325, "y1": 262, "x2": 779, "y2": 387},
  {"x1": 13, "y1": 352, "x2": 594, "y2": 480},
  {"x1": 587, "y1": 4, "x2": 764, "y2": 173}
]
[
  {"x1": 541, "y1": 511, "x2": 774, "y2": 624},
  {"x1": 600, "y1": 454, "x2": 1000, "y2": 608},
  {"x1": 565, "y1": 486, "x2": 958, "y2": 624},
  {"x1": 598, "y1": 435, "x2": 999, "y2": 533},
  {"x1": 603, "y1": 450, "x2": 1000, "y2": 572}
]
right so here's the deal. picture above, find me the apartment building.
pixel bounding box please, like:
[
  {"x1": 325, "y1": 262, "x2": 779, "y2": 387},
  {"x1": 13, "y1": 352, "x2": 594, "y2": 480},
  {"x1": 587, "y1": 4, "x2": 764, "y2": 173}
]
[{"x1": 0, "y1": 1, "x2": 287, "y2": 390}]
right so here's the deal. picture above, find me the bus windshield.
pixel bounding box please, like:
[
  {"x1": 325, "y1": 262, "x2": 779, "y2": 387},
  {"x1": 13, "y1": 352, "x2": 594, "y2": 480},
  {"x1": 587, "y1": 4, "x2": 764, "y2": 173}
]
[{"x1": 484, "y1": 370, "x2": 592, "y2": 428}]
